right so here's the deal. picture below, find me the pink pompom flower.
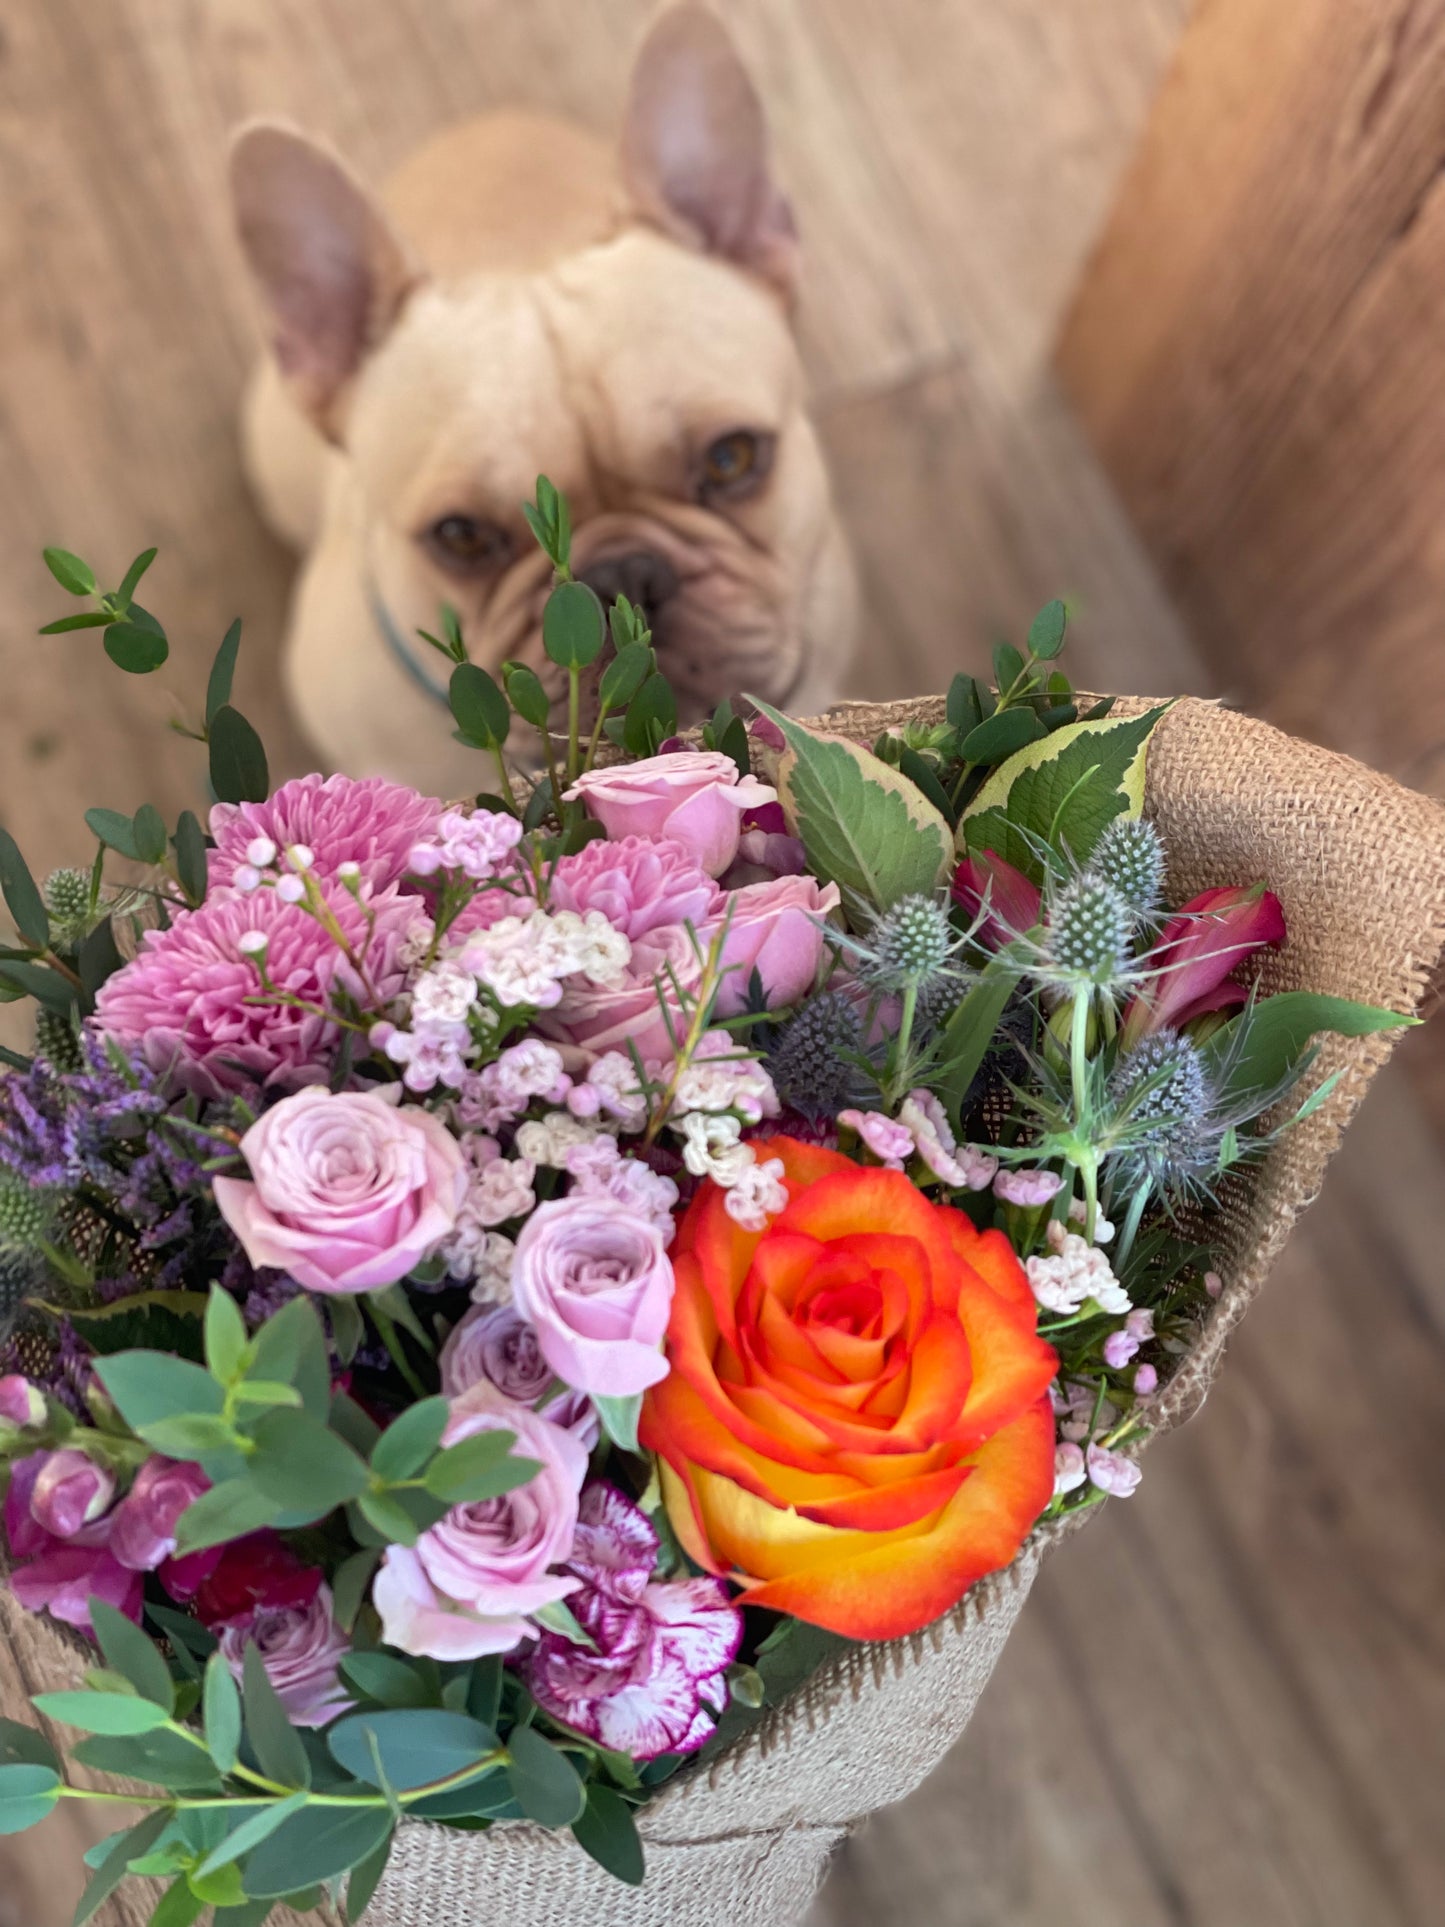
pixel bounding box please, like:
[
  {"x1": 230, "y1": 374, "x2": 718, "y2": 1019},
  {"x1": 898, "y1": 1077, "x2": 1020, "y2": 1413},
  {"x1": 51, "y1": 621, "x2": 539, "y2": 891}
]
[
  {"x1": 525, "y1": 1483, "x2": 742, "y2": 1760},
  {"x1": 549, "y1": 836, "x2": 719, "y2": 941},
  {"x1": 374, "y1": 1391, "x2": 587, "y2": 1660},
  {"x1": 564, "y1": 751, "x2": 776, "y2": 879},
  {"x1": 93, "y1": 881, "x2": 415, "y2": 1098},
  {"x1": 512, "y1": 1194, "x2": 674, "y2": 1397},
  {"x1": 214, "y1": 1086, "x2": 466, "y2": 1295},
  {"x1": 217, "y1": 1583, "x2": 353, "y2": 1728},
  {"x1": 209, "y1": 774, "x2": 443, "y2": 893}
]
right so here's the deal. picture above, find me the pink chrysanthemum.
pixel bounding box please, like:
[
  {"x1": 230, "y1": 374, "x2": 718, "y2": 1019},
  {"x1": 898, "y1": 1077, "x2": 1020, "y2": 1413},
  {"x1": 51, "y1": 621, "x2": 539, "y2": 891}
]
[
  {"x1": 549, "y1": 836, "x2": 719, "y2": 942},
  {"x1": 209, "y1": 774, "x2": 443, "y2": 892},
  {"x1": 93, "y1": 882, "x2": 414, "y2": 1098},
  {"x1": 524, "y1": 1483, "x2": 741, "y2": 1760}
]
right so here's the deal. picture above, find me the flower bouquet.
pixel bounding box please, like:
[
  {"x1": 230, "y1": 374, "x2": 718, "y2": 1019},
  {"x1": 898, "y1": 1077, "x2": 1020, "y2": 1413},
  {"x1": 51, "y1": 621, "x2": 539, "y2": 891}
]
[{"x1": 0, "y1": 489, "x2": 1440, "y2": 1927}]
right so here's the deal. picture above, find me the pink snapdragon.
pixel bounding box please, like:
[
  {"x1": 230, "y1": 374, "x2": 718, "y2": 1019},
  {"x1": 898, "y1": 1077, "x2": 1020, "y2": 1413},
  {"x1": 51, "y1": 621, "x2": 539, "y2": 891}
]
[
  {"x1": 209, "y1": 774, "x2": 443, "y2": 893},
  {"x1": 4, "y1": 1452, "x2": 140, "y2": 1631},
  {"x1": 108, "y1": 1457, "x2": 209, "y2": 1571},
  {"x1": 525, "y1": 1484, "x2": 742, "y2": 1760},
  {"x1": 30, "y1": 1450, "x2": 113, "y2": 1540},
  {"x1": 564, "y1": 751, "x2": 776, "y2": 879},
  {"x1": 512, "y1": 1194, "x2": 675, "y2": 1397},
  {"x1": 0, "y1": 1376, "x2": 45, "y2": 1430},
  {"x1": 215, "y1": 1086, "x2": 466, "y2": 1295},
  {"x1": 374, "y1": 1392, "x2": 587, "y2": 1660}
]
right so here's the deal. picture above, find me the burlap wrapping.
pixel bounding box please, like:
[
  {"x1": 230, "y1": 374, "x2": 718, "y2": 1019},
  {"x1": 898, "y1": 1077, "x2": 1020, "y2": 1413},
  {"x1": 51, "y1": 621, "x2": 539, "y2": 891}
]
[{"x1": 4, "y1": 695, "x2": 1443, "y2": 1927}]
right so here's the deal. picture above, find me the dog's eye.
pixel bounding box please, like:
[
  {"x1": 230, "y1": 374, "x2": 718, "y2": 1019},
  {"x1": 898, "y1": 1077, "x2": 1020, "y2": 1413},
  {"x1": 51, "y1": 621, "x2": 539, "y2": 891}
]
[
  {"x1": 424, "y1": 515, "x2": 513, "y2": 573},
  {"x1": 698, "y1": 430, "x2": 773, "y2": 502}
]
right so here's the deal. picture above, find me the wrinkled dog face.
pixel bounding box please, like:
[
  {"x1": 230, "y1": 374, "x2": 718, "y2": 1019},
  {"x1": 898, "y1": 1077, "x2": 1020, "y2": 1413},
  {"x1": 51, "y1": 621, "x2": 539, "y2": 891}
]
[{"x1": 232, "y1": 7, "x2": 854, "y2": 733}]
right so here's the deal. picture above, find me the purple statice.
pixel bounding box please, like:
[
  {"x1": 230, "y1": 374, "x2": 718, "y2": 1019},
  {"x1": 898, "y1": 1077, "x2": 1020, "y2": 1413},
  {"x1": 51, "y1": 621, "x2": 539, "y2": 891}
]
[{"x1": 524, "y1": 1483, "x2": 741, "y2": 1760}]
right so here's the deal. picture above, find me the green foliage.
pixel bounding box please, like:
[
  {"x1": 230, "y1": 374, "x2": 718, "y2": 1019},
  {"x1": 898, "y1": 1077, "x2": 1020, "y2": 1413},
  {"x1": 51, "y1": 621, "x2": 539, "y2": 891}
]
[
  {"x1": 523, "y1": 473, "x2": 571, "y2": 574},
  {"x1": 594, "y1": 1392, "x2": 642, "y2": 1455},
  {"x1": 621, "y1": 672, "x2": 676, "y2": 756},
  {"x1": 209, "y1": 706, "x2": 269, "y2": 806},
  {"x1": 542, "y1": 580, "x2": 606, "y2": 669},
  {"x1": 92, "y1": 1598, "x2": 176, "y2": 1710},
  {"x1": 242, "y1": 1806, "x2": 394, "y2": 1900},
  {"x1": 930, "y1": 948, "x2": 1023, "y2": 1129},
  {"x1": 506, "y1": 1724, "x2": 585, "y2": 1827},
  {"x1": 206, "y1": 620, "x2": 243, "y2": 727},
  {"x1": 502, "y1": 662, "x2": 550, "y2": 730},
  {"x1": 1203, "y1": 991, "x2": 1415, "y2": 1100},
  {"x1": 104, "y1": 620, "x2": 169, "y2": 674},
  {"x1": 449, "y1": 662, "x2": 511, "y2": 751},
  {"x1": 329, "y1": 1709, "x2": 497, "y2": 1792},
  {"x1": 572, "y1": 1784, "x2": 645, "y2": 1885},
  {"x1": 0, "y1": 828, "x2": 50, "y2": 950}
]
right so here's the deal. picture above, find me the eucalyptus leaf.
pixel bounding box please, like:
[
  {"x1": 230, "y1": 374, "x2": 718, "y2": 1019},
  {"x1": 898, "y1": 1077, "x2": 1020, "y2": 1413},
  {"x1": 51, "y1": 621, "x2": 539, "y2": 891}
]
[
  {"x1": 204, "y1": 1285, "x2": 249, "y2": 1384},
  {"x1": 206, "y1": 619, "x2": 243, "y2": 727},
  {"x1": 94, "y1": 1352, "x2": 223, "y2": 1432},
  {"x1": 72, "y1": 1809, "x2": 172, "y2": 1925},
  {"x1": 209, "y1": 706, "x2": 269, "y2": 806},
  {"x1": 194, "y1": 1789, "x2": 308, "y2": 1878},
  {"x1": 959, "y1": 707, "x2": 1046, "y2": 766},
  {"x1": 338, "y1": 1652, "x2": 434, "y2": 1710},
  {"x1": 1027, "y1": 598, "x2": 1068, "y2": 659},
  {"x1": 449, "y1": 663, "x2": 510, "y2": 750},
  {"x1": 502, "y1": 662, "x2": 550, "y2": 729},
  {"x1": 572, "y1": 1783, "x2": 645, "y2": 1886},
  {"x1": 172, "y1": 811, "x2": 208, "y2": 907},
  {"x1": 593, "y1": 1393, "x2": 641, "y2": 1455},
  {"x1": 131, "y1": 804, "x2": 168, "y2": 866},
  {"x1": 0, "y1": 829, "x2": 49, "y2": 950},
  {"x1": 103, "y1": 620, "x2": 169, "y2": 674},
  {"x1": 43, "y1": 547, "x2": 96, "y2": 596},
  {"x1": 369, "y1": 1396, "x2": 450, "y2": 1483},
  {"x1": 174, "y1": 1480, "x2": 283, "y2": 1556},
  {"x1": 91, "y1": 1599, "x2": 174, "y2": 1710},
  {"x1": 542, "y1": 580, "x2": 605, "y2": 669},
  {"x1": 32, "y1": 1690, "x2": 172, "y2": 1736},
  {"x1": 242, "y1": 1806, "x2": 394, "y2": 1900},
  {"x1": 346, "y1": 1829, "x2": 395, "y2": 1923},
  {"x1": 248, "y1": 1407, "x2": 370, "y2": 1519},
  {"x1": 506, "y1": 1724, "x2": 585, "y2": 1827},
  {"x1": 328, "y1": 1708, "x2": 497, "y2": 1791},
  {"x1": 84, "y1": 808, "x2": 142, "y2": 861},
  {"x1": 0, "y1": 1762, "x2": 60, "y2": 1835},
  {"x1": 203, "y1": 1653, "x2": 242, "y2": 1775},
  {"x1": 242, "y1": 1644, "x2": 310, "y2": 1789},
  {"x1": 77, "y1": 917, "x2": 125, "y2": 1002}
]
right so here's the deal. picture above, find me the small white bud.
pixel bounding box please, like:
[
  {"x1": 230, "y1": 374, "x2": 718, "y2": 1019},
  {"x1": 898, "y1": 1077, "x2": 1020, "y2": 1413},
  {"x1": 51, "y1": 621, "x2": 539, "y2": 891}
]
[
  {"x1": 275, "y1": 874, "x2": 306, "y2": 904},
  {"x1": 238, "y1": 930, "x2": 268, "y2": 957},
  {"x1": 245, "y1": 836, "x2": 277, "y2": 868},
  {"x1": 337, "y1": 860, "x2": 362, "y2": 883},
  {"x1": 233, "y1": 864, "x2": 262, "y2": 894},
  {"x1": 286, "y1": 844, "x2": 315, "y2": 872}
]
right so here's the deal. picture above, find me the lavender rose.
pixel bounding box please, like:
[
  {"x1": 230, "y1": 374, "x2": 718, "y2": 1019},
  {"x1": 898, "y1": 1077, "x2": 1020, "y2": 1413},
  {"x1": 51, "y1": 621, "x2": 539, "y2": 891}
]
[
  {"x1": 218, "y1": 1584, "x2": 353, "y2": 1727},
  {"x1": 214, "y1": 1086, "x2": 466, "y2": 1295},
  {"x1": 109, "y1": 1457, "x2": 209, "y2": 1571},
  {"x1": 512, "y1": 1194, "x2": 674, "y2": 1398},
  {"x1": 373, "y1": 1390, "x2": 587, "y2": 1660},
  {"x1": 564, "y1": 751, "x2": 776, "y2": 878},
  {"x1": 440, "y1": 1304, "x2": 553, "y2": 1403}
]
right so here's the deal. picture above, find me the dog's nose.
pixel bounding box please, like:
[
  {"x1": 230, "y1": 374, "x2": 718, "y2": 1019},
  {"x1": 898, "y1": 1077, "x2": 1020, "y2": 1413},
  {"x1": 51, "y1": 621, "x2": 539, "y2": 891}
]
[{"x1": 579, "y1": 550, "x2": 680, "y2": 617}]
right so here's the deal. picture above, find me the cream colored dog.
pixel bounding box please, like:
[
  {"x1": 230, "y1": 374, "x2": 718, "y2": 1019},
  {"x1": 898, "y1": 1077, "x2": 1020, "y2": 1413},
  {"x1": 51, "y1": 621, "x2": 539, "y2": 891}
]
[{"x1": 232, "y1": 5, "x2": 857, "y2": 795}]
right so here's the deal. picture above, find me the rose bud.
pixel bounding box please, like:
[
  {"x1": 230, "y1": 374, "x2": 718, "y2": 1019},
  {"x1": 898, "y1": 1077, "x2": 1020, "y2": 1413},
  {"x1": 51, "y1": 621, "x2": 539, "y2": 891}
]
[
  {"x1": 30, "y1": 1449, "x2": 114, "y2": 1540},
  {"x1": 0, "y1": 1375, "x2": 46, "y2": 1431},
  {"x1": 109, "y1": 1457, "x2": 210, "y2": 1572}
]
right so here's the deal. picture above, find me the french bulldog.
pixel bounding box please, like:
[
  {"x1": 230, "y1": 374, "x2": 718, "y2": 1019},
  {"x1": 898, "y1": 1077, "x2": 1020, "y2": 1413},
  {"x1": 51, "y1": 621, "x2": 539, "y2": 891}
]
[{"x1": 232, "y1": 4, "x2": 857, "y2": 795}]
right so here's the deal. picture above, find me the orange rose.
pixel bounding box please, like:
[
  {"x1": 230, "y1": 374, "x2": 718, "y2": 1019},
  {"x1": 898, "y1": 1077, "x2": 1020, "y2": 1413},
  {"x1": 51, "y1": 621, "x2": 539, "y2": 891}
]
[{"x1": 640, "y1": 1137, "x2": 1058, "y2": 1640}]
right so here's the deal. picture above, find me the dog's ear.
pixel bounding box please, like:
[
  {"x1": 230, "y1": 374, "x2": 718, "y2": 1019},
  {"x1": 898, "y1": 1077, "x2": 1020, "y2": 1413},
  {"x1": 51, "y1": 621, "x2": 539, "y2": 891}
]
[
  {"x1": 621, "y1": 6, "x2": 798, "y2": 300},
  {"x1": 229, "y1": 120, "x2": 420, "y2": 433}
]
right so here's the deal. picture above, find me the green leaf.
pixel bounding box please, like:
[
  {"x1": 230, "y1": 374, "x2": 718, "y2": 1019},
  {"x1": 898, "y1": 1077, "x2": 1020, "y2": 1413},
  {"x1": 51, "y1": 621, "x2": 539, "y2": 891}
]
[
  {"x1": 43, "y1": 547, "x2": 96, "y2": 596},
  {"x1": 961, "y1": 704, "x2": 1171, "y2": 879},
  {"x1": 243, "y1": 1806, "x2": 394, "y2": 1900},
  {"x1": 502, "y1": 662, "x2": 550, "y2": 729},
  {"x1": 91, "y1": 1599, "x2": 175, "y2": 1710},
  {"x1": 0, "y1": 1719, "x2": 59, "y2": 1774},
  {"x1": 896, "y1": 745, "x2": 955, "y2": 824},
  {"x1": 332, "y1": 1549, "x2": 382, "y2": 1633},
  {"x1": 369, "y1": 1396, "x2": 450, "y2": 1484},
  {"x1": 40, "y1": 612, "x2": 113, "y2": 635},
  {"x1": 213, "y1": 1903, "x2": 275, "y2": 1927},
  {"x1": 1027, "y1": 598, "x2": 1068, "y2": 659},
  {"x1": 594, "y1": 1393, "x2": 641, "y2": 1455},
  {"x1": 423, "y1": 1430, "x2": 539, "y2": 1505},
  {"x1": 329, "y1": 1709, "x2": 496, "y2": 1792},
  {"x1": 0, "y1": 960, "x2": 75, "y2": 1009},
  {"x1": 598, "y1": 644, "x2": 651, "y2": 711},
  {"x1": 72, "y1": 1810, "x2": 172, "y2": 1925},
  {"x1": 149, "y1": 1878, "x2": 204, "y2": 1927},
  {"x1": 506, "y1": 1724, "x2": 585, "y2": 1827},
  {"x1": 932, "y1": 949, "x2": 1023, "y2": 1127},
  {"x1": 117, "y1": 547, "x2": 158, "y2": 606},
  {"x1": 621, "y1": 672, "x2": 676, "y2": 756},
  {"x1": 572, "y1": 1783, "x2": 645, "y2": 1885},
  {"x1": 209, "y1": 705, "x2": 269, "y2": 806},
  {"x1": 172, "y1": 811, "x2": 208, "y2": 907},
  {"x1": 356, "y1": 1488, "x2": 426, "y2": 1546},
  {"x1": 346, "y1": 1829, "x2": 394, "y2": 1923},
  {"x1": 32, "y1": 1690, "x2": 172, "y2": 1736},
  {"x1": 84, "y1": 807, "x2": 142, "y2": 860},
  {"x1": 104, "y1": 620, "x2": 169, "y2": 674},
  {"x1": 131, "y1": 804, "x2": 168, "y2": 867},
  {"x1": 449, "y1": 662, "x2": 511, "y2": 750},
  {"x1": 94, "y1": 1351, "x2": 224, "y2": 1432},
  {"x1": 338, "y1": 1653, "x2": 434, "y2": 1710},
  {"x1": 194, "y1": 1790, "x2": 307, "y2": 1879},
  {"x1": 78, "y1": 917, "x2": 125, "y2": 1002},
  {"x1": 752, "y1": 699, "x2": 952, "y2": 920},
  {"x1": 0, "y1": 1761, "x2": 60, "y2": 1835},
  {"x1": 0, "y1": 829, "x2": 49, "y2": 950},
  {"x1": 248, "y1": 1407, "x2": 370, "y2": 1520},
  {"x1": 1202, "y1": 992, "x2": 1416, "y2": 1101},
  {"x1": 542, "y1": 580, "x2": 606, "y2": 670},
  {"x1": 946, "y1": 674, "x2": 984, "y2": 735},
  {"x1": 204, "y1": 1286, "x2": 249, "y2": 1384},
  {"x1": 960, "y1": 707, "x2": 1046, "y2": 766},
  {"x1": 202, "y1": 1653, "x2": 242, "y2": 1775},
  {"x1": 992, "y1": 640, "x2": 1025, "y2": 691},
  {"x1": 174, "y1": 1480, "x2": 283, "y2": 1556},
  {"x1": 206, "y1": 619, "x2": 243, "y2": 727},
  {"x1": 242, "y1": 1644, "x2": 310, "y2": 1789},
  {"x1": 71, "y1": 1728, "x2": 220, "y2": 1790},
  {"x1": 247, "y1": 1294, "x2": 330, "y2": 1416}
]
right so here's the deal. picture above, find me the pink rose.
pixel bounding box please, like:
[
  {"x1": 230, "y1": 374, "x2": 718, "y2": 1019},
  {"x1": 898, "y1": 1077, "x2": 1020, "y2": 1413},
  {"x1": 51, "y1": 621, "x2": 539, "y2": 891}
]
[
  {"x1": 512, "y1": 1195, "x2": 674, "y2": 1397},
  {"x1": 30, "y1": 1450, "x2": 114, "y2": 1540},
  {"x1": 549, "y1": 836, "x2": 720, "y2": 940},
  {"x1": 374, "y1": 1391, "x2": 587, "y2": 1660},
  {"x1": 0, "y1": 1376, "x2": 45, "y2": 1429},
  {"x1": 218, "y1": 1584, "x2": 353, "y2": 1727},
  {"x1": 712, "y1": 875, "x2": 840, "y2": 1015},
  {"x1": 546, "y1": 922, "x2": 705, "y2": 1064},
  {"x1": 214, "y1": 1086, "x2": 466, "y2": 1295},
  {"x1": 109, "y1": 1458, "x2": 210, "y2": 1572},
  {"x1": 565, "y1": 751, "x2": 777, "y2": 878},
  {"x1": 440, "y1": 1304, "x2": 553, "y2": 1403}
]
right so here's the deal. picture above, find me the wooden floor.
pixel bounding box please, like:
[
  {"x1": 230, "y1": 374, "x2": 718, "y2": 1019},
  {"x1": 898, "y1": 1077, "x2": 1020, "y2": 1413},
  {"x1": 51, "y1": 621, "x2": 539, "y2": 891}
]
[{"x1": 1, "y1": 2, "x2": 1442, "y2": 1922}]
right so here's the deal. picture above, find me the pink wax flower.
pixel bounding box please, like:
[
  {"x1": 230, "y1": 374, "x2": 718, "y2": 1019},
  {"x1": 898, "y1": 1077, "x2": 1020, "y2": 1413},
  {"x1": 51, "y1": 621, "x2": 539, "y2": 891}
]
[
  {"x1": 993, "y1": 1168, "x2": 1064, "y2": 1209},
  {"x1": 109, "y1": 1457, "x2": 209, "y2": 1571},
  {"x1": 374, "y1": 1391, "x2": 587, "y2": 1660},
  {"x1": 209, "y1": 774, "x2": 443, "y2": 893},
  {"x1": 30, "y1": 1449, "x2": 114, "y2": 1540},
  {"x1": 215, "y1": 1086, "x2": 466, "y2": 1295},
  {"x1": 1053, "y1": 1442, "x2": 1087, "y2": 1497},
  {"x1": 4, "y1": 1452, "x2": 141, "y2": 1632},
  {"x1": 512, "y1": 1194, "x2": 675, "y2": 1397},
  {"x1": 549, "y1": 836, "x2": 720, "y2": 942},
  {"x1": 951, "y1": 849, "x2": 1042, "y2": 948},
  {"x1": 408, "y1": 807, "x2": 524, "y2": 883},
  {"x1": 1102, "y1": 1330, "x2": 1140, "y2": 1370},
  {"x1": 0, "y1": 1375, "x2": 45, "y2": 1429},
  {"x1": 1133, "y1": 1363, "x2": 1159, "y2": 1397},
  {"x1": 525, "y1": 1483, "x2": 742, "y2": 1760},
  {"x1": 93, "y1": 880, "x2": 415, "y2": 1098},
  {"x1": 1086, "y1": 1442, "x2": 1143, "y2": 1498},
  {"x1": 547, "y1": 921, "x2": 705, "y2": 1064},
  {"x1": 440, "y1": 1303, "x2": 553, "y2": 1403},
  {"x1": 564, "y1": 751, "x2": 777, "y2": 878},
  {"x1": 838, "y1": 1108, "x2": 915, "y2": 1169},
  {"x1": 1121, "y1": 883, "x2": 1286, "y2": 1048},
  {"x1": 217, "y1": 1583, "x2": 353, "y2": 1728},
  {"x1": 712, "y1": 875, "x2": 840, "y2": 1016}
]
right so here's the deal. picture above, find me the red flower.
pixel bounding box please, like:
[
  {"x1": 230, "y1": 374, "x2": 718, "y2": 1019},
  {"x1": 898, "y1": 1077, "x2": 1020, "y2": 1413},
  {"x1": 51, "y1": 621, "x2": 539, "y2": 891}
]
[
  {"x1": 951, "y1": 850, "x2": 1041, "y2": 947},
  {"x1": 172, "y1": 1531, "x2": 322, "y2": 1629},
  {"x1": 1121, "y1": 883, "x2": 1286, "y2": 1048}
]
